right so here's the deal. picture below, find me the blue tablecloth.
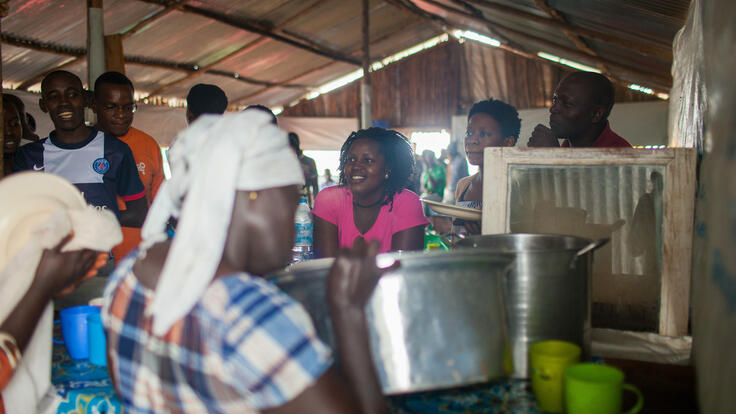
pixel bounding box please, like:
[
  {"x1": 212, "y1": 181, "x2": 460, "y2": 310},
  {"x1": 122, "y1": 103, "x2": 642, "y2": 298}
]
[
  {"x1": 51, "y1": 331, "x2": 123, "y2": 413},
  {"x1": 387, "y1": 380, "x2": 542, "y2": 414},
  {"x1": 52, "y1": 326, "x2": 543, "y2": 414}
]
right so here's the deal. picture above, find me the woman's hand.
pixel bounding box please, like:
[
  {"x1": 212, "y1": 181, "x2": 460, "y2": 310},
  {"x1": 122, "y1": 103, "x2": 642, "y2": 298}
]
[
  {"x1": 326, "y1": 238, "x2": 399, "y2": 311},
  {"x1": 33, "y1": 234, "x2": 107, "y2": 298}
]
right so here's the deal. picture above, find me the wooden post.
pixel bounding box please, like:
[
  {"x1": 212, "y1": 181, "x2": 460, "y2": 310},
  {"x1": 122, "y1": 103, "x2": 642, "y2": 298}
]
[
  {"x1": 87, "y1": 0, "x2": 105, "y2": 90},
  {"x1": 0, "y1": 1, "x2": 6, "y2": 177},
  {"x1": 104, "y1": 34, "x2": 125, "y2": 74},
  {"x1": 360, "y1": 0, "x2": 372, "y2": 129}
]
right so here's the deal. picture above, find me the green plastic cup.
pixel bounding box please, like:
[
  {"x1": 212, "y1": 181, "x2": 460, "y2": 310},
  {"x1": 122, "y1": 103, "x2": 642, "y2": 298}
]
[
  {"x1": 565, "y1": 363, "x2": 644, "y2": 414},
  {"x1": 529, "y1": 340, "x2": 581, "y2": 413}
]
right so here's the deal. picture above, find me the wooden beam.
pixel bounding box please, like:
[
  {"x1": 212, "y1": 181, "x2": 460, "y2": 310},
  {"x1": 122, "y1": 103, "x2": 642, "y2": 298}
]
[
  {"x1": 104, "y1": 34, "x2": 125, "y2": 74},
  {"x1": 120, "y1": 1, "x2": 184, "y2": 39},
  {"x1": 529, "y1": 0, "x2": 611, "y2": 76},
  {"x1": 136, "y1": 0, "x2": 361, "y2": 66},
  {"x1": 16, "y1": 57, "x2": 84, "y2": 90},
  {"x1": 142, "y1": 0, "x2": 330, "y2": 98},
  {"x1": 463, "y1": 0, "x2": 671, "y2": 61},
  {"x1": 392, "y1": 0, "x2": 669, "y2": 96},
  {"x1": 1, "y1": 34, "x2": 308, "y2": 91},
  {"x1": 15, "y1": 2, "x2": 182, "y2": 91},
  {"x1": 229, "y1": 19, "x2": 427, "y2": 106},
  {"x1": 415, "y1": 0, "x2": 671, "y2": 88}
]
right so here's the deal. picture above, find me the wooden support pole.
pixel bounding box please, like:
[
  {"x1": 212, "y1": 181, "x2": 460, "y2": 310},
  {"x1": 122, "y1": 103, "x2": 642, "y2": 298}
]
[
  {"x1": 87, "y1": 0, "x2": 105, "y2": 90},
  {"x1": 360, "y1": 0, "x2": 372, "y2": 128},
  {"x1": 104, "y1": 34, "x2": 125, "y2": 74},
  {"x1": 0, "y1": 4, "x2": 4, "y2": 178}
]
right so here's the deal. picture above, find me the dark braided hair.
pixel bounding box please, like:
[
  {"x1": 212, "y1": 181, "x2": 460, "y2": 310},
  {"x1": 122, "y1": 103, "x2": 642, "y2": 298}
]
[{"x1": 338, "y1": 127, "x2": 415, "y2": 210}]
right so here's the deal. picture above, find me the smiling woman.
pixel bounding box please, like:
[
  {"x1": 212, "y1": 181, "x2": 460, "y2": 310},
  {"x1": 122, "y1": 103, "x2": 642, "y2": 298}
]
[{"x1": 312, "y1": 128, "x2": 429, "y2": 256}]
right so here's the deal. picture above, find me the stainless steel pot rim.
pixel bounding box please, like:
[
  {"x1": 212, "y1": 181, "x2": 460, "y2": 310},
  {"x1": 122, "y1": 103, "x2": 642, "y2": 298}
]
[
  {"x1": 269, "y1": 248, "x2": 516, "y2": 282},
  {"x1": 455, "y1": 232, "x2": 596, "y2": 252}
]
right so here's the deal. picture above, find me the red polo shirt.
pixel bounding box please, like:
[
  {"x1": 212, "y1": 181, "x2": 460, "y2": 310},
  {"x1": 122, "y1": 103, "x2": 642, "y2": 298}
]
[{"x1": 562, "y1": 122, "x2": 632, "y2": 147}]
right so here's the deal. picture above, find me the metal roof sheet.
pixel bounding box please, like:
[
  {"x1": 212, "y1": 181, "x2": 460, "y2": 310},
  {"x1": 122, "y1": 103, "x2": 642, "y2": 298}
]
[{"x1": 2, "y1": 0, "x2": 687, "y2": 109}]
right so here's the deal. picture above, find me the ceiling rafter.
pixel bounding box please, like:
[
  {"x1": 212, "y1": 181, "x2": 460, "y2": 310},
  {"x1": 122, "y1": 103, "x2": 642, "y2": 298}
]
[
  {"x1": 528, "y1": 0, "x2": 611, "y2": 76},
  {"x1": 1, "y1": 33, "x2": 308, "y2": 91},
  {"x1": 137, "y1": 0, "x2": 361, "y2": 66},
  {"x1": 15, "y1": 1, "x2": 186, "y2": 91},
  {"x1": 414, "y1": 0, "x2": 671, "y2": 88},
  {"x1": 144, "y1": 0, "x2": 331, "y2": 98},
  {"x1": 463, "y1": 0, "x2": 672, "y2": 61},
  {"x1": 229, "y1": 18, "x2": 429, "y2": 106},
  {"x1": 390, "y1": 0, "x2": 670, "y2": 96}
]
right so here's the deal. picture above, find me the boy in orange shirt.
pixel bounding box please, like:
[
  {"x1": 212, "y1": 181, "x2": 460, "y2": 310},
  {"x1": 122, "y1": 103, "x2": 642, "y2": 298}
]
[{"x1": 92, "y1": 72, "x2": 164, "y2": 263}]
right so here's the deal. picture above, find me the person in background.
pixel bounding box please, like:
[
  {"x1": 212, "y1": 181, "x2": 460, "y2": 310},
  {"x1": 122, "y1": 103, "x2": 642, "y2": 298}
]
[
  {"x1": 320, "y1": 168, "x2": 336, "y2": 191},
  {"x1": 443, "y1": 140, "x2": 469, "y2": 204},
  {"x1": 185, "y1": 83, "x2": 228, "y2": 124},
  {"x1": 4, "y1": 94, "x2": 39, "y2": 143},
  {"x1": 245, "y1": 104, "x2": 278, "y2": 125},
  {"x1": 456, "y1": 99, "x2": 520, "y2": 235},
  {"x1": 420, "y1": 149, "x2": 446, "y2": 202},
  {"x1": 527, "y1": 71, "x2": 632, "y2": 148},
  {"x1": 103, "y1": 111, "x2": 390, "y2": 413},
  {"x1": 288, "y1": 132, "x2": 318, "y2": 205},
  {"x1": 313, "y1": 127, "x2": 428, "y2": 256},
  {"x1": 92, "y1": 71, "x2": 165, "y2": 264},
  {"x1": 13, "y1": 71, "x2": 147, "y2": 227},
  {"x1": 409, "y1": 149, "x2": 423, "y2": 194},
  {"x1": 2, "y1": 95, "x2": 23, "y2": 176}
]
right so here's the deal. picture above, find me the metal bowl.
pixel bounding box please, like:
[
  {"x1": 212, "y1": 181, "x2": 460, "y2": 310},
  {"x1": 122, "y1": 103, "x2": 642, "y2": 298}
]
[{"x1": 268, "y1": 249, "x2": 514, "y2": 394}]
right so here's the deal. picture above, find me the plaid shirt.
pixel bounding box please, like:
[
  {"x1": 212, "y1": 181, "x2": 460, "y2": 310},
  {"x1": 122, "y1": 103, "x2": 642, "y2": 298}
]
[{"x1": 102, "y1": 252, "x2": 332, "y2": 413}]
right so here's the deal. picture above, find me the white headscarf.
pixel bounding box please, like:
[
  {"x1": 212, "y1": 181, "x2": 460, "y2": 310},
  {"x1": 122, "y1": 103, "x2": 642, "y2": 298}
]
[{"x1": 142, "y1": 110, "x2": 304, "y2": 336}]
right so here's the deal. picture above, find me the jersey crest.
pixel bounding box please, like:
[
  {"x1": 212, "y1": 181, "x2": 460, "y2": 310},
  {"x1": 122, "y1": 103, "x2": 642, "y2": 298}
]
[{"x1": 93, "y1": 157, "x2": 110, "y2": 174}]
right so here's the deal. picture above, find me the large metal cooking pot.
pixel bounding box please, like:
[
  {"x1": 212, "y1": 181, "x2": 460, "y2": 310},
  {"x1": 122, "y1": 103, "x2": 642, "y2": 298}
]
[
  {"x1": 456, "y1": 233, "x2": 607, "y2": 379},
  {"x1": 268, "y1": 249, "x2": 514, "y2": 394}
]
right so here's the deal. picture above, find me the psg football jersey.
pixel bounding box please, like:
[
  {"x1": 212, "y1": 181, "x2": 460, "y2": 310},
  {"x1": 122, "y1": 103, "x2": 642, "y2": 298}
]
[{"x1": 12, "y1": 128, "x2": 145, "y2": 217}]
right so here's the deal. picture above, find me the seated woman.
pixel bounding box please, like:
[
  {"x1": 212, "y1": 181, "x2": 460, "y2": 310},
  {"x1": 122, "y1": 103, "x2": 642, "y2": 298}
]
[
  {"x1": 455, "y1": 99, "x2": 521, "y2": 235},
  {"x1": 313, "y1": 128, "x2": 428, "y2": 257},
  {"x1": 103, "y1": 111, "x2": 390, "y2": 413}
]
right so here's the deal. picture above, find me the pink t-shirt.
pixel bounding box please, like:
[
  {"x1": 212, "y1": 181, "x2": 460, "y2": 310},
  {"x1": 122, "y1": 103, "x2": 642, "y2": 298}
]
[{"x1": 312, "y1": 186, "x2": 429, "y2": 253}]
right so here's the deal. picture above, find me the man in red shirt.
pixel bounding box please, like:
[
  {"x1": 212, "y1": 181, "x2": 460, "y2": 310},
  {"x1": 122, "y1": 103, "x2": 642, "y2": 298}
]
[
  {"x1": 92, "y1": 71, "x2": 165, "y2": 263},
  {"x1": 527, "y1": 71, "x2": 632, "y2": 148}
]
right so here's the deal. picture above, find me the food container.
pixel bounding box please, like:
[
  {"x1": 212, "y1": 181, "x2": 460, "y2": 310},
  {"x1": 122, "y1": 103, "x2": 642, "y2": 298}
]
[
  {"x1": 456, "y1": 233, "x2": 607, "y2": 378},
  {"x1": 268, "y1": 249, "x2": 514, "y2": 394}
]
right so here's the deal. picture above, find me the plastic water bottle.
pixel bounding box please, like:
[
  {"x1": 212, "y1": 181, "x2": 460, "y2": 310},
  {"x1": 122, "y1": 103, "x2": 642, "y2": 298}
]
[{"x1": 292, "y1": 197, "x2": 313, "y2": 263}]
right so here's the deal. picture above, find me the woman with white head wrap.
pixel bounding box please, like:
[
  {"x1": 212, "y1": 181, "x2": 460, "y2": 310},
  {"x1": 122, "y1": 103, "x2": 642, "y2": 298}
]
[{"x1": 102, "y1": 110, "x2": 390, "y2": 414}]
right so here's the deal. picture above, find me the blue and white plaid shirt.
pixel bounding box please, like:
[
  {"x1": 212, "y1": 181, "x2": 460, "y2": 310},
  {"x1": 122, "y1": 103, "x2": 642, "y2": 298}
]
[{"x1": 102, "y1": 252, "x2": 332, "y2": 413}]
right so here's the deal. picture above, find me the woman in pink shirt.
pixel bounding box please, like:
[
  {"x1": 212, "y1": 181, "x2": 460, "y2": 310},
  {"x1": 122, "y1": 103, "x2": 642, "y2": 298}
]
[{"x1": 313, "y1": 128, "x2": 428, "y2": 256}]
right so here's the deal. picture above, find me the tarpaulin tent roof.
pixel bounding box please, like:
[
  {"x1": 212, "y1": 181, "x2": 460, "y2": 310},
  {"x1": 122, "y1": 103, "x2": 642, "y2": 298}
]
[{"x1": 1, "y1": 0, "x2": 687, "y2": 109}]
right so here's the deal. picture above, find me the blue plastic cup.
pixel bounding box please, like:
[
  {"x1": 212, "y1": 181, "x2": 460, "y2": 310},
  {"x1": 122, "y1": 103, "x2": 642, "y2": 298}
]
[
  {"x1": 59, "y1": 305, "x2": 99, "y2": 359},
  {"x1": 87, "y1": 312, "x2": 107, "y2": 366}
]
